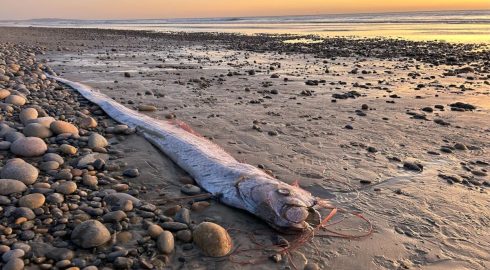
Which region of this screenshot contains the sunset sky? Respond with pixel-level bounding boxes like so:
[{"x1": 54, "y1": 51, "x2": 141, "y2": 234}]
[{"x1": 1, "y1": 0, "x2": 489, "y2": 20}]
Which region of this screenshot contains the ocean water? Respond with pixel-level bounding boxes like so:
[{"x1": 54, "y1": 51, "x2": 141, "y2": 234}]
[{"x1": 2, "y1": 10, "x2": 490, "y2": 43}]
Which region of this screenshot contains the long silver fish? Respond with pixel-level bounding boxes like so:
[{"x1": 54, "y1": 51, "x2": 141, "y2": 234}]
[{"x1": 49, "y1": 75, "x2": 322, "y2": 232}]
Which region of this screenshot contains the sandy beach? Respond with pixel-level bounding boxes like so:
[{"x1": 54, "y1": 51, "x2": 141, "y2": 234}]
[{"x1": 0, "y1": 26, "x2": 489, "y2": 269}]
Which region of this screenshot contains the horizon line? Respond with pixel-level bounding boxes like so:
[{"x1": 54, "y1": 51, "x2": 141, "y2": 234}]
[{"x1": 5, "y1": 8, "x2": 490, "y2": 22}]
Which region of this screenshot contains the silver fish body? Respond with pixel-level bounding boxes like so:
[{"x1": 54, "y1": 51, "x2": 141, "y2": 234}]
[{"x1": 49, "y1": 75, "x2": 318, "y2": 232}]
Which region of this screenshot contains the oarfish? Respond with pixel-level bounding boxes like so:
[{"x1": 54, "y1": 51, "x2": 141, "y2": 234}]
[{"x1": 49, "y1": 75, "x2": 322, "y2": 233}]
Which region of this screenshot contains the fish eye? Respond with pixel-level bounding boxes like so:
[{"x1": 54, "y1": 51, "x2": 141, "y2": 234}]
[{"x1": 277, "y1": 188, "x2": 291, "y2": 196}]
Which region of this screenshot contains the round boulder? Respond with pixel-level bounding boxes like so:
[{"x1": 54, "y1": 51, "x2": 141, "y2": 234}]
[
  {"x1": 71, "y1": 220, "x2": 111, "y2": 248},
  {"x1": 27, "y1": 117, "x2": 55, "y2": 128},
  {"x1": 43, "y1": 153, "x2": 64, "y2": 165},
  {"x1": 50, "y1": 120, "x2": 79, "y2": 135},
  {"x1": 11, "y1": 137, "x2": 47, "y2": 157},
  {"x1": 0, "y1": 179, "x2": 27, "y2": 195},
  {"x1": 5, "y1": 95, "x2": 26, "y2": 106},
  {"x1": 4, "y1": 132, "x2": 25, "y2": 142},
  {"x1": 193, "y1": 222, "x2": 232, "y2": 257},
  {"x1": 79, "y1": 117, "x2": 97, "y2": 129},
  {"x1": 104, "y1": 192, "x2": 141, "y2": 210},
  {"x1": 0, "y1": 141, "x2": 11, "y2": 150},
  {"x1": 157, "y1": 231, "x2": 174, "y2": 254},
  {"x1": 18, "y1": 193, "x2": 45, "y2": 209},
  {"x1": 23, "y1": 123, "x2": 52, "y2": 138},
  {"x1": 0, "y1": 158, "x2": 38, "y2": 185},
  {"x1": 55, "y1": 181, "x2": 77, "y2": 195},
  {"x1": 60, "y1": 144, "x2": 77, "y2": 155},
  {"x1": 19, "y1": 108, "x2": 38, "y2": 124},
  {"x1": 88, "y1": 133, "x2": 108, "y2": 149},
  {"x1": 0, "y1": 89, "x2": 11, "y2": 100},
  {"x1": 3, "y1": 258, "x2": 24, "y2": 270},
  {"x1": 147, "y1": 224, "x2": 164, "y2": 238}
]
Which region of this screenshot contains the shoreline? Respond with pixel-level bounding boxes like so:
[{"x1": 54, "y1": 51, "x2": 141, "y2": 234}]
[
  {"x1": 0, "y1": 26, "x2": 489, "y2": 269},
  {"x1": 2, "y1": 9, "x2": 490, "y2": 44},
  {"x1": 1, "y1": 26, "x2": 489, "y2": 63}
]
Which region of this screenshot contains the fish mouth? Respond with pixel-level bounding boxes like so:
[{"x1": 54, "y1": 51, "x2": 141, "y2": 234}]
[{"x1": 275, "y1": 206, "x2": 321, "y2": 234}]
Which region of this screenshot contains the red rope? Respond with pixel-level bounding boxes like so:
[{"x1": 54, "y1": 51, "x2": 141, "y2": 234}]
[{"x1": 226, "y1": 204, "x2": 373, "y2": 269}]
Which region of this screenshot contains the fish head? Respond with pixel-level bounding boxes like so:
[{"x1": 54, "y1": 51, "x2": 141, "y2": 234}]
[{"x1": 238, "y1": 176, "x2": 319, "y2": 233}]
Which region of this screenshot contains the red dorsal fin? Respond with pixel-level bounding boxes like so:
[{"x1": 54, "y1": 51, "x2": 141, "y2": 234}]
[{"x1": 168, "y1": 119, "x2": 202, "y2": 137}]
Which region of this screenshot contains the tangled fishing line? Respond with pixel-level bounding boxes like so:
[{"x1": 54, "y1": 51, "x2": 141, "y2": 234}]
[{"x1": 226, "y1": 199, "x2": 373, "y2": 269}]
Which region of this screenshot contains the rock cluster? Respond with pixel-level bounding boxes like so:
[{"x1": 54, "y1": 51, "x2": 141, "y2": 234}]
[{"x1": 0, "y1": 42, "x2": 232, "y2": 270}]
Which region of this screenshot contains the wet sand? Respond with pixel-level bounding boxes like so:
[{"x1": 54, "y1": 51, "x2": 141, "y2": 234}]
[{"x1": 0, "y1": 27, "x2": 489, "y2": 269}]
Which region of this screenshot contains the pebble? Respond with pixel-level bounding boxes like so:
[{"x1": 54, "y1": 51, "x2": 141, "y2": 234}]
[
  {"x1": 147, "y1": 224, "x2": 164, "y2": 238},
  {"x1": 18, "y1": 193, "x2": 45, "y2": 209},
  {"x1": 0, "y1": 245, "x2": 9, "y2": 253},
  {"x1": 304, "y1": 262, "x2": 320, "y2": 270},
  {"x1": 2, "y1": 249, "x2": 25, "y2": 262},
  {"x1": 19, "y1": 108, "x2": 38, "y2": 123},
  {"x1": 454, "y1": 143, "x2": 467, "y2": 150},
  {"x1": 156, "y1": 231, "x2": 174, "y2": 254},
  {"x1": 102, "y1": 210, "x2": 127, "y2": 222},
  {"x1": 138, "y1": 105, "x2": 157, "y2": 111},
  {"x1": 192, "y1": 222, "x2": 232, "y2": 257},
  {"x1": 2, "y1": 258, "x2": 24, "y2": 270},
  {"x1": 28, "y1": 116, "x2": 55, "y2": 128},
  {"x1": 77, "y1": 153, "x2": 108, "y2": 168},
  {"x1": 0, "y1": 141, "x2": 11, "y2": 150},
  {"x1": 46, "y1": 193, "x2": 64, "y2": 204},
  {"x1": 403, "y1": 161, "x2": 424, "y2": 172},
  {"x1": 46, "y1": 247, "x2": 75, "y2": 261},
  {"x1": 0, "y1": 179, "x2": 27, "y2": 195},
  {"x1": 123, "y1": 168, "x2": 139, "y2": 178},
  {"x1": 0, "y1": 158, "x2": 39, "y2": 184},
  {"x1": 79, "y1": 117, "x2": 98, "y2": 128},
  {"x1": 82, "y1": 174, "x2": 98, "y2": 187},
  {"x1": 181, "y1": 184, "x2": 201, "y2": 195},
  {"x1": 71, "y1": 220, "x2": 111, "y2": 248},
  {"x1": 23, "y1": 123, "x2": 53, "y2": 138},
  {"x1": 0, "y1": 89, "x2": 11, "y2": 99},
  {"x1": 40, "y1": 161, "x2": 60, "y2": 171},
  {"x1": 5, "y1": 95, "x2": 26, "y2": 106},
  {"x1": 114, "y1": 257, "x2": 133, "y2": 269},
  {"x1": 175, "y1": 208, "x2": 191, "y2": 225},
  {"x1": 5, "y1": 131, "x2": 25, "y2": 142},
  {"x1": 10, "y1": 137, "x2": 47, "y2": 157},
  {"x1": 60, "y1": 144, "x2": 78, "y2": 155},
  {"x1": 50, "y1": 120, "x2": 79, "y2": 135},
  {"x1": 56, "y1": 181, "x2": 77, "y2": 195},
  {"x1": 43, "y1": 153, "x2": 64, "y2": 164},
  {"x1": 88, "y1": 133, "x2": 108, "y2": 149},
  {"x1": 116, "y1": 231, "x2": 133, "y2": 244},
  {"x1": 176, "y1": 230, "x2": 192, "y2": 243},
  {"x1": 191, "y1": 201, "x2": 210, "y2": 212},
  {"x1": 113, "y1": 125, "x2": 129, "y2": 134},
  {"x1": 55, "y1": 260, "x2": 72, "y2": 268},
  {"x1": 161, "y1": 222, "x2": 188, "y2": 231},
  {"x1": 104, "y1": 192, "x2": 141, "y2": 209},
  {"x1": 14, "y1": 207, "x2": 36, "y2": 220}
]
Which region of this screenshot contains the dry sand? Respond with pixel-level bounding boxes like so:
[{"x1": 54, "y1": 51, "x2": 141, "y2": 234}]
[{"x1": 1, "y1": 27, "x2": 488, "y2": 269}]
